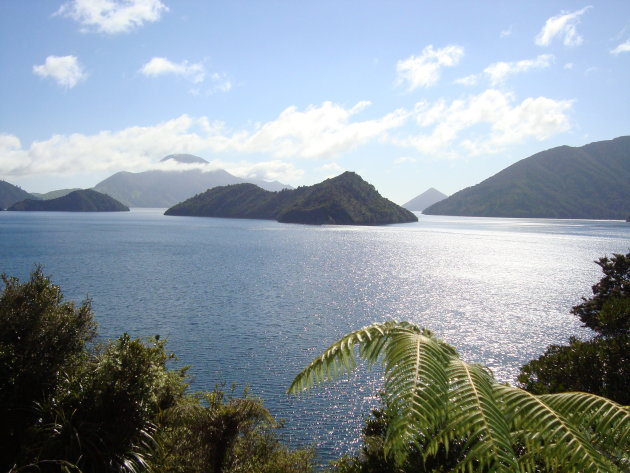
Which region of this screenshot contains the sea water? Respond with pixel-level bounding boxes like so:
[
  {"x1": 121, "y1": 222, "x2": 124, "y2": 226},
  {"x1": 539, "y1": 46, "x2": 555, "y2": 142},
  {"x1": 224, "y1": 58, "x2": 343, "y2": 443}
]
[{"x1": 1, "y1": 209, "x2": 628, "y2": 461}]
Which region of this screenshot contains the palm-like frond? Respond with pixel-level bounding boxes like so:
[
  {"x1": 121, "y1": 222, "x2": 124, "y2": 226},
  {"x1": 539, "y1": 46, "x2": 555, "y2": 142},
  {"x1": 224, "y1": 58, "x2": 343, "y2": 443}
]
[
  {"x1": 497, "y1": 384, "x2": 624, "y2": 473},
  {"x1": 288, "y1": 320, "x2": 630, "y2": 472},
  {"x1": 429, "y1": 359, "x2": 520, "y2": 473}
]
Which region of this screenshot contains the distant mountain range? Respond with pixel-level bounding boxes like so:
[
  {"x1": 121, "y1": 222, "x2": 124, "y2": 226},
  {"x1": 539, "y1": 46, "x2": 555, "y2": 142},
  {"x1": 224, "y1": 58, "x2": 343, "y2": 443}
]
[
  {"x1": 0, "y1": 180, "x2": 33, "y2": 209},
  {"x1": 424, "y1": 136, "x2": 630, "y2": 220},
  {"x1": 165, "y1": 171, "x2": 418, "y2": 225},
  {"x1": 31, "y1": 188, "x2": 81, "y2": 200},
  {"x1": 93, "y1": 154, "x2": 291, "y2": 207},
  {"x1": 8, "y1": 189, "x2": 129, "y2": 212},
  {"x1": 403, "y1": 188, "x2": 447, "y2": 212}
]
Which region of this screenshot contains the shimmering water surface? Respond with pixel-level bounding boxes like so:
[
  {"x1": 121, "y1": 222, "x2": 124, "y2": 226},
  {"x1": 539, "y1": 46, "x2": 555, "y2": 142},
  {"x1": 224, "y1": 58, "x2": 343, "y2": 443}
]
[{"x1": 1, "y1": 209, "x2": 628, "y2": 461}]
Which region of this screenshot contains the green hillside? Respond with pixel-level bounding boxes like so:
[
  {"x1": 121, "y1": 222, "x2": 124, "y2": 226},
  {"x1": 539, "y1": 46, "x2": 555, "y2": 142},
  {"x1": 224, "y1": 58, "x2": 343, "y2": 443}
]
[
  {"x1": 0, "y1": 180, "x2": 35, "y2": 210},
  {"x1": 165, "y1": 171, "x2": 417, "y2": 225},
  {"x1": 424, "y1": 136, "x2": 630, "y2": 219},
  {"x1": 8, "y1": 189, "x2": 129, "y2": 212}
]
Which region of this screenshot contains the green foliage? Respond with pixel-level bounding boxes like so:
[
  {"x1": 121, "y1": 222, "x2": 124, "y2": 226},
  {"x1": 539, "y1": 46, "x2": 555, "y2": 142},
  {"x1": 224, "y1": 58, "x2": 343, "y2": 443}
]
[
  {"x1": 424, "y1": 136, "x2": 630, "y2": 219},
  {"x1": 1, "y1": 268, "x2": 312, "y2": 473},
  {"x1": 289, "y1": 320, "x2": 630, "y2": 473},
  {"x1": 518, "y1": 336, "x2": 630, "y2": 404},
  {"x1": 572, "y1": 252, "x2": 630, "y2": 336},
  {"x1": 0, "y1": 267, "x2": 97, "y2": 469},
  {"x1": 154, "y1": 386, "x2": 313, "y2": 473},
  {"x1": 165, "y1": 171, "x2": 418, "y2": 225},
  {"x1": 519, "y1": 251, "x2": 630, "y2": 404},
  {"x1": 328, "y1": 398, "x2": 464, "y2": 473}
]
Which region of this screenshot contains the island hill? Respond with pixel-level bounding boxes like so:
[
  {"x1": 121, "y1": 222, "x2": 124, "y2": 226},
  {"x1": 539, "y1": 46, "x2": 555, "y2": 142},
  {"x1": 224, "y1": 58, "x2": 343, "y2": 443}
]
[
  {"x1": 8, "y1": 189, "x2": 129, "y2": 212},
  {"x1": 165, "y1": 171, "x2": 418, "y2": 225},
  {"x1": 424, "y1": 136, "x2": 630, "y2": 220}
]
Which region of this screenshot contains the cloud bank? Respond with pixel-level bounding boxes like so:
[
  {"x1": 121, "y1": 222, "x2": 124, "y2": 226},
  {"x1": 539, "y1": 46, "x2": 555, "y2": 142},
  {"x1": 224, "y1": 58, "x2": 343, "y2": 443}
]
[
  {"x1": 399, "y1": 89, "x2": 573, "y2": 156},
  {"x1": 1, "y1": 92, "x2": 573, "y2": 182}
]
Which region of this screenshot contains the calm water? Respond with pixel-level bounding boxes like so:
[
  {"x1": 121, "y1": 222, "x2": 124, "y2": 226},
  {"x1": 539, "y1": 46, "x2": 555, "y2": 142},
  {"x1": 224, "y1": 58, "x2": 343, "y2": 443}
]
[{"x1": 1, "y1": 209, "x2": 629, "y2": 461}]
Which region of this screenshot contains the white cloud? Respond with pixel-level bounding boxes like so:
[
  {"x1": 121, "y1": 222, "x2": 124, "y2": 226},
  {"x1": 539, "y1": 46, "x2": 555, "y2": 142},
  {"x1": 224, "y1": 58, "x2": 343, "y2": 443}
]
[
  {"x1": 564, "y1": 63, "x2": 574, "y2": 69},
  {"x1": 611, "y1": 40, "x2": 630, "y2": 55},
  {"x1": 398, "y1": 89, "x2": 572, "y2": 156},
  {"x1": 33, "y1": 55, "x2": 87, "y2": 88},
  {"x1": 483, "y1": 54, "x2": 554, "y2": 85},
  {"x1": 500, "y1": 26, "x2": 513, "y2": 38},
  {"x1": 56, "y1": 0, "x2": 168, "y2": 34},
  {"x1": 396, "y1": 45, "x2": 464, "y2": 90},
  {"x1": 535, "y1": 6, "x2": 592, "y2": 47},
  {"x1": 141, "y1": 57, "x2": 205, "y2": 83},
  {"x1": 234, "y1": 101, "x2": 410, "y2": 158},
  {"x1": 455, "y1": 54, "x2": 554, "y2": 87},
  {"x1": 0, "y1": 102, "x2": 409, "y2": 180}
]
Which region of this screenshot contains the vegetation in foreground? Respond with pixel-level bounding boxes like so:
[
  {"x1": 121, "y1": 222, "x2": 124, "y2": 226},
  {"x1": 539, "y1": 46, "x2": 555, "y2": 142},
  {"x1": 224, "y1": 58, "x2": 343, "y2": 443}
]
[
  {"x1": 0, "y1": 268, "x2": 313, "y2": 473},
  {"x1": 290, "y1": 251, "x2": 630, "y2": 473}
]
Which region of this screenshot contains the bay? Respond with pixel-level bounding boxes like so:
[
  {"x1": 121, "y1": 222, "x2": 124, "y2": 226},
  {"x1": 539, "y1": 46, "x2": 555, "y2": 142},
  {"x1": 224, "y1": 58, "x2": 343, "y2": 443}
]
[{"x1": 1, "y1": 209, "x2": 628, "y2": 462}]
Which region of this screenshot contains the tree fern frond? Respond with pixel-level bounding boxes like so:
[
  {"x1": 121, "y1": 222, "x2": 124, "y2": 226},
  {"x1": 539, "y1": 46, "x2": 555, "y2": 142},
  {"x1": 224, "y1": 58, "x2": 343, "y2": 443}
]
[
  {"x1": 538, "y1": 391, "x2": 630, "y2": 443},
  {"x1": 497, "y1": 384, "x2": 622, "y2": 473},
  {"x1": 381, "y1": 329, "x2": 455, "y2": 460},
  {"x1": 424, "y1": 359, "x2": 519, "y2": 473},
  {"x1": 288, "y1": 321, "x2": 396, "y2": 394}
]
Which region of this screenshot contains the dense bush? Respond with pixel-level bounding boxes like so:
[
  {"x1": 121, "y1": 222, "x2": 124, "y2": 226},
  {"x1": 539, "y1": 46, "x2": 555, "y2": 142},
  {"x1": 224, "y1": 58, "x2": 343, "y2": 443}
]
[{"x1": 0, "y1": 268, "x2": 312, "y2": 473}]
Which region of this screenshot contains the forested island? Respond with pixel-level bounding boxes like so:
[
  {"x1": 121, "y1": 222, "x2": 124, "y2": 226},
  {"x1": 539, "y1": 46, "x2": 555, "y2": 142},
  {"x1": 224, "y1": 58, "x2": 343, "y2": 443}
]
[
  {"x1": 8, "y1": 189, "x2": 129, "y2": 212},
  {"x1": 424, "y1": 136, "x2": 630, "y2": 219},
  {"x1": 165, "y1": 171, "x2": 418, "y2": 225}
]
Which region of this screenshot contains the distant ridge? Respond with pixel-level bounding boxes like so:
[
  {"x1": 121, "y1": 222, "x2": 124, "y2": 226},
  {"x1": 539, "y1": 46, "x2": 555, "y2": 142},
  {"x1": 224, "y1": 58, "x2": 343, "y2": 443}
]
[
  {"x1": 424, "y1": 136, "x2": 630, "y2": 220},
  {"x1": 165, "y1": 171, "x2": 418, "y2": 226},
  {"x1": 8, "y1": 189, "x2": 129, "y2": 212},
  {"x1": 93, "y1": 154, "x2": 291, "y2": 207},
  {"x1": 31, "y1": 188, "x2": 81, "y2": 200},
  {"x1": 403, "y1": 188, "x2": 447, "y2": 212},
  {"x1": 0, "y1": 180, "x2": 35, "y2": 210}
]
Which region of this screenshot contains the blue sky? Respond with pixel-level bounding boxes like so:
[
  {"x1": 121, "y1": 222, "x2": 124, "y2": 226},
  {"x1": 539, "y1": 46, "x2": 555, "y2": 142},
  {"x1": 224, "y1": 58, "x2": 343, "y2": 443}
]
[{"x1": 1, "y1": 0, "x2": 629, "y2": 204}]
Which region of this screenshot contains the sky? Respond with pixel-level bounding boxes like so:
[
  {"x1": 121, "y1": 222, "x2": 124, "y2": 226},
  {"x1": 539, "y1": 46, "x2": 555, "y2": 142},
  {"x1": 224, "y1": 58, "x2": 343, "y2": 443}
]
[{"x1": 1, "y1": 0, "x2": 629, "y2": 204}]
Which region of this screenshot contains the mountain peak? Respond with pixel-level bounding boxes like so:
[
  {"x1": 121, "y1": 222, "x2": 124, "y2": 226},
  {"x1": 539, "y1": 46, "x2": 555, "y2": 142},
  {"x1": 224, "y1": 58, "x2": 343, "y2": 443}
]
[
  {"x1": 403, "y1": 188, "x2": 447, "y2": 212},
  {"x1": 160, "y1": 154, "x2": 208, "y2": 164}
]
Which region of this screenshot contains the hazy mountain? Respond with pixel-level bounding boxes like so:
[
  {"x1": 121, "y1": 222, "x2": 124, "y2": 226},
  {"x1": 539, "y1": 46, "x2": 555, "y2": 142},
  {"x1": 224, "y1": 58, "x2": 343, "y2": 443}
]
[
  {"x1": 165, "y1": 171, "x2": 418, "y2": 225},
  {"x1": 8, "y1": 189, "x2": 129, "y2": 212},
  {"x1": 93, "y1": 154, "x2": 290, "y2": 207},
  {"x1": 403, "y1": 188, "x2": 448, "y2": 212},
  {"x1": 0, "y1": 180, "x2": 36, "y2": 210},
  {"x1": 31, "y1": 188, "x2": 82, "y2": 200},
  {"x1": 424, "y1": 136, "x2": 630, "y2": 220}
]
